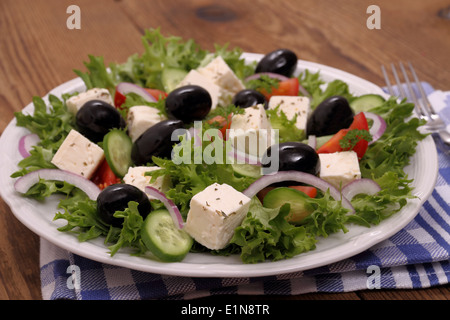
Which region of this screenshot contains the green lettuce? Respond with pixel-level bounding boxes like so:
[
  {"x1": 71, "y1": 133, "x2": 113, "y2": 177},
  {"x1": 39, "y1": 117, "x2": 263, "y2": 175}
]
[
  {"x1": 12, "y1": 94, "x2": 75, "y2": 177},
  {"x1": 230, "y1": 198, "x2": 317, "y2": 264}
]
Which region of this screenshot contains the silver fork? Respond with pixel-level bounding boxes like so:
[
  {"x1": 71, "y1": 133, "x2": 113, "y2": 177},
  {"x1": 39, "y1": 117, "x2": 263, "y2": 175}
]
[{"x1": 381, "y1": 62, "x2": 450, "y2": 148}]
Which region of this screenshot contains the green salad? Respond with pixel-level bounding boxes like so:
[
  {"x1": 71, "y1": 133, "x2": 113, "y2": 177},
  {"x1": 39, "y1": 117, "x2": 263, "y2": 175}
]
[{"x1": 12, "y1": 28, "x2": 427, "y2": 264}]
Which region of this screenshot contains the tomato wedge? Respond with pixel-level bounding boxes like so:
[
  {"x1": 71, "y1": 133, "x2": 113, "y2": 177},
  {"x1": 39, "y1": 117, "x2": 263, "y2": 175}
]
[
  {"x1": 260, "y1": 77, "x2": 299, "y2": 100},
  {"x1": 91, "y1": 160, "x2": 121, "y2": 190},
  {"x1": 145, "y1": 88, "x2": 168, "y2": 100},
  {"x1": 114, "y1": 90, "x2": 127, "y2": 109},
  {"x1": 288, "y1": 186, "x2": 318, "y2": 198},
  {"x1": 207, "y1": 114, "x2": 232, "y2": 140},
  {"x1": 317, "y1": 112, "x2": 370, "y2": 160}
]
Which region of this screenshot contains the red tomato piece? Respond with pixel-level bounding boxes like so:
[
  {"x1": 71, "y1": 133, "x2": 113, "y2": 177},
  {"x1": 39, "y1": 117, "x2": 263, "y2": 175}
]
[
  {"x1": 317, "y1": 112, "x2": 370, "y2": 160},
  {"x1": 145, "y1": 88, "x2": 168, "y2": 100},
  {"x1": 261, "y1": 77, "x2": 299, "y2": 100},
  {"x1": 207, "y1": 114, "x2": 232, "y2": 140},
  {"x1": 114, "y1": 90, "x2": 127, "y2": 109},
  {"x1": 288, "y1": 186, "x2": 317, "y2": 198},
  {"x1": 91, "y1": 160, "x2": 121, "y2": 190}
]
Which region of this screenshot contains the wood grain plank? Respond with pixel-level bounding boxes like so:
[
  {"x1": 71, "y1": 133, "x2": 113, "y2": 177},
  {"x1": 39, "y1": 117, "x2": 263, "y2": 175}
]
[{"x1": 119, "y1": 0, "x2": 450, "y2": 89}]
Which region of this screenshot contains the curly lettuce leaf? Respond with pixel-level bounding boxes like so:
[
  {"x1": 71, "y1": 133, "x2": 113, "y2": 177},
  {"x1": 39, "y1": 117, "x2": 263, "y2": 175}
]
[
  {"x1": 266, "y1": 105, "x2": 305, "y2": 143},
  {"x1": 230, "y1": 198, "x2": 317, "y2": 264},
  {"x1": 297, "y1": 70, "x2": 355, "y2": 108},
  {"x1": 12, "y1": 94, "x2": 75, "y2": 177}
]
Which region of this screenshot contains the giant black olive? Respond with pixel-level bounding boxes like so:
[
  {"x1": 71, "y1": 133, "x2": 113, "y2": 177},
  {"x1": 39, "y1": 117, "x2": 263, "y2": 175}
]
[
  {"x1": 255, "y1": 49, "x2": 298, "y2": 77},
  {"x1": 76, "y1": 100, "x2": 126, "y2": 143},
  {"x1": 165, "y1": 85, "x2": 212, "y2": 123},
  {"x1": 261, "y1": 142, "x2": 320, "y2": 176},
  {"x1": 232, "y1": 89, "x2": 268, "y2": 109},
  {"x1": 306, "y1": 95, "x2": 354, "y2": 137},
  {"x1": 131, "y1": 119, "x2": 184, "y2": 165},
  {"x1": 97, "y1": 183, "x2": 152, "y2": 227}
]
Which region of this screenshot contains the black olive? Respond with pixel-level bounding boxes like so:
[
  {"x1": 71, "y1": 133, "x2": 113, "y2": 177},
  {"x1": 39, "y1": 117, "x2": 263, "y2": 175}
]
[
  {"x1": 255, "y1": 49, "x2": 298, "y2": 77},
  {"x1": 97, "y1": 184, "x2": 151, "y2": 227},
  {"x1": 165, "y1": 85, "x2": 212, "y2": 123},
  {"x1": 76, "y1": 100, "x2": 126, "y2": 143},
  {"x1": 261, "y1": 142, "x2": 320, "y2": 176},
  {"x1": 232, "y1": 89, "x2": 268, "y2": 109},
  {"x1": 306, "y1": 96, "x2": 354, "y2": 137},
  {"x1": 131, "y1": 119, "x2": 184, "y2": 165}
]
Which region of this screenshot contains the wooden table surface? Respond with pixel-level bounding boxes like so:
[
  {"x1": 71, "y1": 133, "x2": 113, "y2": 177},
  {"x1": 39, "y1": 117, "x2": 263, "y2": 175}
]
[{"x1": 1, "y1": 0, "x2": 449, "y2": 300}]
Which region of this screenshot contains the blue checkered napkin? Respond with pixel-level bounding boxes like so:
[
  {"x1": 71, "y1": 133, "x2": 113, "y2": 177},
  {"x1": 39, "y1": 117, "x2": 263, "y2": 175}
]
[{"x1": 40, "y1": 85, "x2": 450, "y2": 300}]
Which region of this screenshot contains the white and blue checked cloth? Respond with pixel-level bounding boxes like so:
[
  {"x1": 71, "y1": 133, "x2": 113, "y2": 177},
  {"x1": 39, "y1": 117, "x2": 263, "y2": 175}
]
[{"x1": 40, "y1": 83, "x2": 450, "y2": 300}]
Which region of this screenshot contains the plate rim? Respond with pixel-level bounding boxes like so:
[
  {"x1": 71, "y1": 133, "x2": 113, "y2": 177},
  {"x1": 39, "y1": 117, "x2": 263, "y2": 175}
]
[{"x1": 0, "y1": 53, "x2": 438, "y2": 277}]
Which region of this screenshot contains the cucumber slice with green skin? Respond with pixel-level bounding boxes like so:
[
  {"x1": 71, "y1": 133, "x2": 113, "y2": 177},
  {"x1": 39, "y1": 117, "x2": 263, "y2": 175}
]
[
  {"x1": 350, "y1": 94, "x2": 385, "y2": 112},
  {"x1": 161, "y1": 67, "x2": 188, "y2": 92},
  {"x1": 141, "y1": 209, "x2": 193, "y2": 262},
  {"x1": 231, "y1": 163, "x2": 262, "y2": 178},
  {"x1": 103, "y1": 129, "x2": 132, "y2": 178},
  {"x1": 263, "y1": 187, "x2": 313, "y2": 224}
]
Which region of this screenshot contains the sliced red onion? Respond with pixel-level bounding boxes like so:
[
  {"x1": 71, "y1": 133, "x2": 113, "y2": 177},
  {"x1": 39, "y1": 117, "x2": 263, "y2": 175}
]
[
  {"x1": 18, "y1": 133, "x2": 40, "y2": 158},
  {"x1": 363, "y1": 112, "x2": 386, "y2": 144},
  {"x1": 298, "y1": 83, "x2": 311, "y2": 98},
  {"x1": 226, "y1": 147, "x2": 261, "y2": 166},
  {"x1": 145, "y1": 186, "x2": 185, "y2": 230},
  {"x1": 14, "y1": 169, "x2": 101, "y2": 200},
  {"x1": 243, "y1": 170, "x2": 354, "y2": 212},
  {"x1": 341, "y1": 178, "x2": 381, "y2": 201},
  {"x1": 116, "y1": 82, "x2": 157, "y2": 103},
  {"x1": 307, "y1": 135, "x2": 317, "y2": 150},
  {"x1": 245, "y1": 72, "x2": 289, "y2": 82}
]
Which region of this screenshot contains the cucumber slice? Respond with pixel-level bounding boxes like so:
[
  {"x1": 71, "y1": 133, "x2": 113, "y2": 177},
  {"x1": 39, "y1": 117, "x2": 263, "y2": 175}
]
[
  {"x1": 141, "y1": 209, "x2": 193, "y2": 262},
  {"x1": 231, "y1": 163, "x2": 262, "y2": 178},
  {"x1": 350, "y1": 94, "x2": 385, "y2": 112},
  {"x1": 103, "y1": 129, "x2": 132, "y2": 178},
  {"x1": 161, "y1": 67, "x2": 188, "y2": 92},
  {"x1": 263, "y1": 187, "x2": 313, "y2": 224}
]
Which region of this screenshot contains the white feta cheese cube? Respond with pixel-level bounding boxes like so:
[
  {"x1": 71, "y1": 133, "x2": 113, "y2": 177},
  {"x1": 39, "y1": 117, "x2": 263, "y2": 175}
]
[
  {"x1": 229, "y1": 104, "x2": 273, "y2": 157},
  {"x1": 51, "y1": 129, "x2": 104, "y2": 179},
  {"x1": 66, "y1": 88, "x2": 113, "y2": 114},
  {"x1": 318, "y1": 151, "x2": 361, "y2": 189},
  {"x1": 184, "y1": 183, "x2": 251, "y2": 250},
  {"x1": 268, "y1": 96, "x2": 310, "y2": 130},
  {"x1": 198, "y1": 55, "x2": 245, "y2": 96},
  {"x1": 123, "y1": 166, "x2": 171, "y2": 199},
  {"x1": 126, "y1": 106, "x2": 166, "y2": 142},
  {"x1": 176, "y1": 70, "x2": 222, "y2": 109}
]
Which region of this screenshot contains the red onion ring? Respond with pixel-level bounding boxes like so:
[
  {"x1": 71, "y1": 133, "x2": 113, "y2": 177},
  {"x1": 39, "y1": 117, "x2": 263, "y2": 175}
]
[
  {"x1": 341, "y1": 178, "x2": 381, "y2": 201},
  {"x1": 245, "y1": 72, "x2": 289, "y2": 82},
  {"x1": 116, "y1": 82, "x2": 157, "y2": 103},
  {"x1": 145, "y1": 186, "x2": 185, "y2": 230},
  {"x1": 18, "y1": 133, "x2": 40, "y2": 158},
  {"x1": 14, "y1": 169, "x2": 101, "y2": 200},
  {"x1": 363, "y1": 112, "x2": 386, "y2": 144},
  {"x1": 226, "y1": 146, "x2": 261, "y2": 166},
  {"x1": 243, "y1": 170, "x2": 354, "y2": 212}
]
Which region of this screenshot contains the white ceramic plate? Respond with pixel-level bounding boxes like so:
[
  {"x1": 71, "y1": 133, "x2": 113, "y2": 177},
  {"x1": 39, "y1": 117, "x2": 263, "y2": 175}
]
[{"x1": 0, "y1": 53, "x2": 438, "y2": 277}]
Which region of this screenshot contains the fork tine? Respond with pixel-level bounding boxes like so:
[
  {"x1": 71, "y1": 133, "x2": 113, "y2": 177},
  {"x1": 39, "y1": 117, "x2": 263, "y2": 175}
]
[
  {"x1": 408, "y1": 62, "x2": 439, "y2": 119},
  {"x1": 399, "y1": 62, "x2": 427, "y2": 118},
  {"x1": 390, "y1": 63, "x2": 407, "y2": 99},
  {"x1": 381, "y1": 65, "x2": 395, "y2": 97}
]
